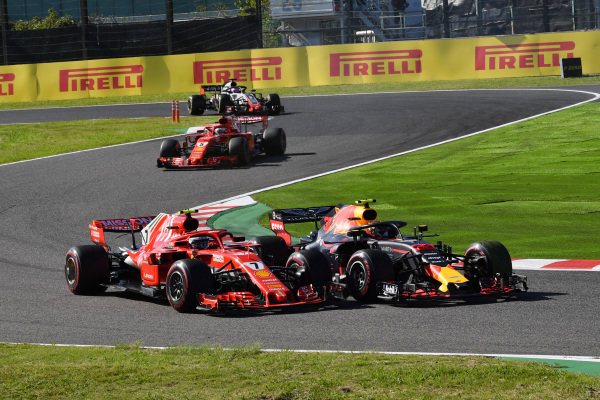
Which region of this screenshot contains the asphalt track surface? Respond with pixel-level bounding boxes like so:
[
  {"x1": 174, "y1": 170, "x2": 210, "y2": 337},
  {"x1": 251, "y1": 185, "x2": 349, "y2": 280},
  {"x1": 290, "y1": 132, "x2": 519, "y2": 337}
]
[{"x1": 1, "y1": 87, "x2": 600, "y2": 357}]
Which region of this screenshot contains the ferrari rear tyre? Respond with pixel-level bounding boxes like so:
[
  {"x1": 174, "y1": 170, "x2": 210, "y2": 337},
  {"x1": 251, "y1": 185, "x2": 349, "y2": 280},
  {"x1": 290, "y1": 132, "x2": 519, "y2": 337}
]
[
  {"x1": 463, "y1": 241, "x2": 512, "y2": 280},
  {"x1": 65, "y1": 245, "x2": 110, "y2": 295},
  {"x1": 216, "y1": 93, "x2": 231, "y2": 114},
  {"x1": 187, "y1": 95, "x2": 206, "y2": 116},
  {"x1": 166, "y1": 259, "x2": 215, "y2": 313},
  {"x1": 159, "y1": 139, "x2": 180, "y2": 158},
  {"x1": 346, "y1": 249, "x2": 394, "y2": 303},
  {"x1": 286, "y1": 249, "x2": 332, "y2": 289},
  {"x1": 229, "y1": 137, "x2": 250, "y2": 166},
  {"x1": 263, "y1": 127, "x2": 286, "y2": 156},
  {"x1": 265, "y1": 93, "x2": 281, "y2": 115},
  {"x1": 252, "y1": 236, "x2": 290, "y2": 266}
]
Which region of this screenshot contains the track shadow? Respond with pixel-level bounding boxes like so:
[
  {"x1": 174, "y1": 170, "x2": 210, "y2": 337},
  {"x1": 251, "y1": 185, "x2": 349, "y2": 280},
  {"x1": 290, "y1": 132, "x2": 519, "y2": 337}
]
[
  {"x1": 158, "y1": 152, "x2": 317, "y2": 171},
  {"x1": 206, "y1": 298, "x2": 371, "y2": 318},
  {"x1": 386, "y1": 290, "x2": 564, "y2": 309},
  {"x1": 101, "y1": 289, "x2": 369, "y2": 317},
  {"x1": 250, "y1": 152, "x2": 316, "y2": 167}
]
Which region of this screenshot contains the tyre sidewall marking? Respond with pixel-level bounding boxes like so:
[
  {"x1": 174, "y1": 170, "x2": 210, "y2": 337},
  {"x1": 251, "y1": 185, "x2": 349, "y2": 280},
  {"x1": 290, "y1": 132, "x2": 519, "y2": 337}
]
[
  {"x1": 167, "y1": 264, "x2": 189, "y2": 309},
  {"x1": 350, "y1": 253, "x2": 372, "y2": 296},
  {"x1": 66, "y1": 250, "x2": 80, "y2": 292}
]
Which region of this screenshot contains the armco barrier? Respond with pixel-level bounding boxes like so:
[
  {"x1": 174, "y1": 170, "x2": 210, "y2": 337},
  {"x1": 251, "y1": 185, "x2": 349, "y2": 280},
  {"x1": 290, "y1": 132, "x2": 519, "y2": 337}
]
[{"x1": 1, "y1": 30, "x2": 600, "y2": 103}]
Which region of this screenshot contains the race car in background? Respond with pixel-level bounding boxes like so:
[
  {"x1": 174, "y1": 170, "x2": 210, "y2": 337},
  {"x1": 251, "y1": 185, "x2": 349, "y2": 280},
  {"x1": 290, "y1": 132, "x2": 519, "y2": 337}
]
[
  {"x1": 188, "y1": 80, "x2": 284, "y2": 116},
  {"x1": 156, "y1": 114, "x2": 286, "y2": 168},
  {"x1": 65, "y1": 210, "x2": 327, "y2": 312},
  {"x1": 269, "y1": 199, "x2": 528, "y2": 303}
]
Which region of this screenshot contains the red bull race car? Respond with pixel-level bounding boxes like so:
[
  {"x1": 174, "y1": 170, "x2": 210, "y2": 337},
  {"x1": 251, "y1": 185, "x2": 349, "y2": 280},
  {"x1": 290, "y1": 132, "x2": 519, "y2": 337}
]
[
  {"x1": 187, "y1": 80, "x2": 284, "y2": 116},
  {"x1": 156, "y1": 114, "x2": 286, "y2": 168},
  {"x1": 65, "y1": 210, "x2": 327, "y2": 312},
  {"x1": 269, "y1": 199, "x2": 528, "y2": 303}
]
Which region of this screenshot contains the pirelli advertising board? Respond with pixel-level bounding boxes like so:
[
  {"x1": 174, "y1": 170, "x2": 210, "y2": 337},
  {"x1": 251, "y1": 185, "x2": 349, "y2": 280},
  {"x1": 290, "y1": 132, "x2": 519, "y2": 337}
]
[
  {"x1": 0, "y1": 31, "x2": 598, "y2": 102},
  {"x1": 307, "y1": 31, "x2": 595, "y2": 85}
]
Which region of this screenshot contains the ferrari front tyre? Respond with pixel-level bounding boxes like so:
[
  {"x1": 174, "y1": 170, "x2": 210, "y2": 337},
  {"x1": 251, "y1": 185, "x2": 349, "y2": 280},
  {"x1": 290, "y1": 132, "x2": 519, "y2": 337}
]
[
  {"x1": 187, "y1": 95, "x2": 206, "y2": 116},
  {"x1": 346, "y1": 249, "x2": 394, "y2": 303},
  {"x1": 265, "y1": 93, "x2": 281, "y2": 115},
  {"x1": 159, "y1": 139, "x2": 180, "y2": 158},
  {"x1": 166, "y1": 259, "x2": 215, "y2": 313},
  {"x1": 229, "y1": 137, "x2": 250, "y2": 166},
  {"x1": 286, "y1": 249, "x2": 332, "y2": 289},
  {"x1": 65, "y1": 245, "x2": 110, "y2": 295},
  {"x1": 251, "y1": 235, "x2": 290, "y2": 266},
  {"x1": 463, "y1": 241, "x2": 512, "y2": 281},
  {"x1": 263, "y1": 127, "x2": 286, "y2": 156}
]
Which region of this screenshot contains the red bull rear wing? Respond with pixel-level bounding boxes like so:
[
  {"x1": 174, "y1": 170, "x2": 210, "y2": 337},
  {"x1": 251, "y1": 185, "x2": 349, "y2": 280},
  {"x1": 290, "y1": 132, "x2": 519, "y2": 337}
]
[{"x1": 269, "y1": 206, "x2": 335, "y2": 245}]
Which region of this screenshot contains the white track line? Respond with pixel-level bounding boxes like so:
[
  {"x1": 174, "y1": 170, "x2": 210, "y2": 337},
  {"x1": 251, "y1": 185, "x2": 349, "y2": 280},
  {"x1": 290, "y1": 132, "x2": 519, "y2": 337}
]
[
  {"x1": 6, "y1": 342, "x2": 600, "y2": 363},
  {"x1": 195, "y1": 88, "x2": 600, "y2": 208},
  {"x1": 3, "y1": 88, "x2": 599, "y2": 170}
]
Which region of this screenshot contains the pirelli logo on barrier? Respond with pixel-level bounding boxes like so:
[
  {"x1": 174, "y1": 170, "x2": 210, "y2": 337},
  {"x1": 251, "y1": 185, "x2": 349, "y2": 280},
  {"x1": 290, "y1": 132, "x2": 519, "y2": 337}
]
[
  {"x1": 59, "y1": 65, "x2": 144, "y2": 92},
  {"x1": 0, "y1": 73, "x2": 15, "y2": 96},
  {"x1": 475, "y1": 42, "x2": 575, "y2": 71},
  {"x1": 193, "y1": 57, "x2": 282, "y2": 84},
  {"x1": 330, "y1": 50, "x2": 422, "y2": 77}
]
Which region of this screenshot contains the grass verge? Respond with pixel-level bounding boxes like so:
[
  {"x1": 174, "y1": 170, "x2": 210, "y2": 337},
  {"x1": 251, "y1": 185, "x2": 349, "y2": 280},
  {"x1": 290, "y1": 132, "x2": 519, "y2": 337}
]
[
  {"x1": 1, "y1": 343, "x2": 598, "y2": 399},
  {"x1": 0, "y1": 116, "x2": 212, "y2": 165},
  {"x1": 254, "y1": 102, "x2": 600, "y2": 259}
]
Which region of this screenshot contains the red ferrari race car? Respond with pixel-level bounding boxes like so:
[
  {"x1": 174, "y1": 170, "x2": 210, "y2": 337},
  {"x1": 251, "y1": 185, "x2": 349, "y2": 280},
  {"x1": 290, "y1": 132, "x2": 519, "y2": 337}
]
[
  {"x1": 156, "y1": 114, "x2": 286, "y2": 168},
  {"x1": 269, "y1": 199, "x2": 528, "y2": 303},
  {"x1": 65, "y1": 210, "x2": 327, "y2": 312},
  {"x1": 187, "y1": 80, "x2": 284, "y2": 116}
]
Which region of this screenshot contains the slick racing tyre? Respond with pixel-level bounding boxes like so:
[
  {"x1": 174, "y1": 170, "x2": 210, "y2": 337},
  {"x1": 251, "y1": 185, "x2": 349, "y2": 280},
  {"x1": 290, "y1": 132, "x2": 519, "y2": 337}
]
[
  {"x1": 286, "y1": 249, "x2": 332, "y2": 292},
  {"x1": 187, "y1": 95, "x2": 206, "y2": 116},
  {"x1": 265, "y1": 93, "x2": 282, "y2": 115},
  {"x1": 216, "y1": 93, "x2": 231, "y2": 114},
  {"x1": 159, "y1": 139, "x2": 180, "y2": 158},
  {"x1": 346, "y1": 249, "x2": 394, "y2": 303},
  {"x1": 229, "y1": 137, "x2": 250, "y2": 166},
  {"x1": 166, "y1": 259, "x2": 215, "y2": 313},
  {"x1": 251, "y1": 236, "x2": 290, "y2": 266},
  {"x1": 263, "y1": 127, "x2": 286, "y2": 156},
  {"x1": 65, "y1": 245, "x2": 110, "y2": 295},
  {"x1": 463, "y1": 240, "x2": 512, "y2": 282}
]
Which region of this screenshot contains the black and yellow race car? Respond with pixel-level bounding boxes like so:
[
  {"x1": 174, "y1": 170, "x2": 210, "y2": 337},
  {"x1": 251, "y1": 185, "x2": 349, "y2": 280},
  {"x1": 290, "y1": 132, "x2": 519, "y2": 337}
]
[{"x1": 269, "y1": 199, "x2": 528, "y2": 303}]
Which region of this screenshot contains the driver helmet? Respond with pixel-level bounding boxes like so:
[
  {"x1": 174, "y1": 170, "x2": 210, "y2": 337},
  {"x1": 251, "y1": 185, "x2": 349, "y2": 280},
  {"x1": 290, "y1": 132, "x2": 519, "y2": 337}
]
[
  {"x1": 366, "y1": 225, "x2": 391, "y2": 240},
  {"x1": 231, "y1": 87, "x2": 240, "y2": 93},
  {"x1": 215, "y1": 127, "x2": 227, "y2": 135},
  {"x1": 189, "y1": 236, "x2": 210, "y2": 250}
]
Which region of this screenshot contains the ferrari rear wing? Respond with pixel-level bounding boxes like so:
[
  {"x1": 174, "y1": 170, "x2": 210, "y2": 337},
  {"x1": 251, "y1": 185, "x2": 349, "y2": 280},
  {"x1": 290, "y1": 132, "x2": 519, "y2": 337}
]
[
  {"x1": 89, "y1": 216, "x2": 155, "y2": 248},
  {"x1": 269, "y1": 206, "x2": 335, "y2": 245}
]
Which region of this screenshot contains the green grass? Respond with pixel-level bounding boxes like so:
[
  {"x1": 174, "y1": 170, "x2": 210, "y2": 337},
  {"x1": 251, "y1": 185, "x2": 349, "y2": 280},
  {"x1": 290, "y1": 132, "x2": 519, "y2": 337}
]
[
  {"x1": 254, "y1": 102, "x2": 600, "y2": 259},
  {"x1": 1, "y1": 75, "x2": 600, "y2": 110},
  {"x1": 1, "y1": 343, "x2": 598, "y2": 399},
  {"x1": 0, "y1": 116, "x2": 213, "y2": 164}
]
